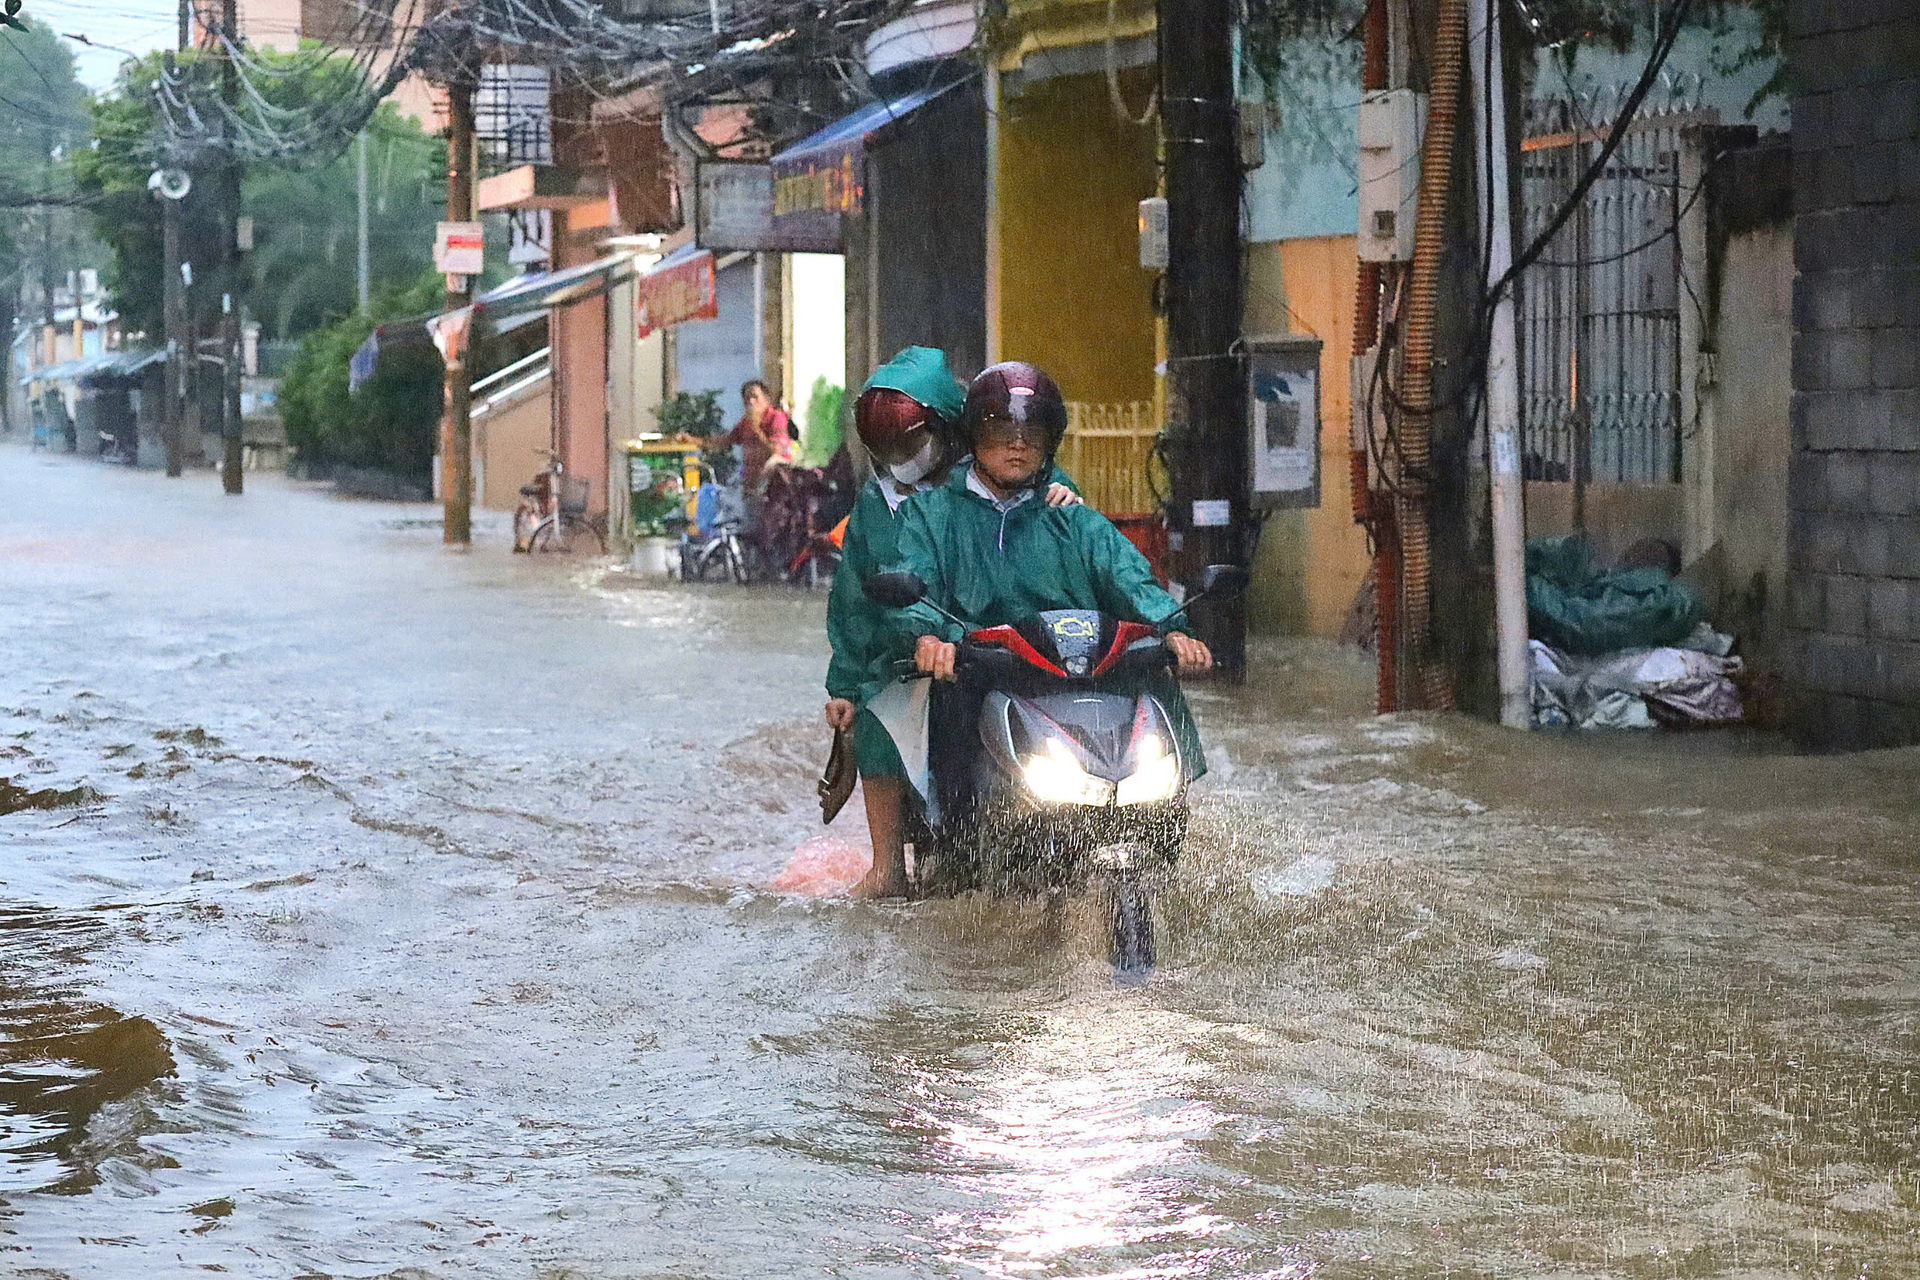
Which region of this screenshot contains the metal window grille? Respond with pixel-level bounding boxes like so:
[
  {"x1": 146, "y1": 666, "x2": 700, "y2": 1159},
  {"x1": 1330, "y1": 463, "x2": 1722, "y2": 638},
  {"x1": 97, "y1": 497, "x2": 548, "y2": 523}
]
[{"x1": 1517, "y1": 97, "x2": 1713, "y2": 486}]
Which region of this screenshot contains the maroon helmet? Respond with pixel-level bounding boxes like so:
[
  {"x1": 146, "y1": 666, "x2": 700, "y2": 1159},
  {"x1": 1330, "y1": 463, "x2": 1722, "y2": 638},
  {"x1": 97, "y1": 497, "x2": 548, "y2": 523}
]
[
  {"x1": 961, "y1": 362, "x2": 1068, "y2": 461},
  {"x1": 854, "y1": 386, "x2": 938, "y2": 464}
]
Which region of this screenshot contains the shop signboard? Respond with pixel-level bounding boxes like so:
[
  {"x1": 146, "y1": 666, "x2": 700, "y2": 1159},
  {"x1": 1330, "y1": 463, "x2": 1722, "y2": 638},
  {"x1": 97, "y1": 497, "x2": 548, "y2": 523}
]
[
  {"x1": 768, "y1": 147, "x2": 860, "y2": 253},
  {"x1": 636, "y1": 251, "x2": 718, "y2": 337},
  {"x1": 434, "y1": 221, "x2": 484, "y2": 275},
  {"x1": 694, "y1": 162, "x2": 841, "y2": 253}
]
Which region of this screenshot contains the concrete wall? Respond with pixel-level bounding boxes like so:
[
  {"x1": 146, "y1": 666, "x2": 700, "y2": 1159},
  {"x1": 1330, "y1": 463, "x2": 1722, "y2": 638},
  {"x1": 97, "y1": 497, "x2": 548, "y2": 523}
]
[
  {"x1": 1784, "y1": 0, "x2": 1920, "y2": 748},
  {"x1": 1241, "y1": 234, "x2": 1372, "y2": 637},
  {"x1": 551, "y1": 212, "x2": 610, "y2": 517},
  {"x1": 1705, "y1": 222, "x2": 1795, "y2": 669},
  {"x1": 474, "y1": 373, "x2": 553, "y2": 512},
  {"x1": 1521, "y1": 482, "x2": 1686, "y2": 560},
  {"x1": 674, "y1": 258, "x2": 755, "y2": 422},
  {"x1": 873, "y1": 80, "x2": 987, "y2": 379}
]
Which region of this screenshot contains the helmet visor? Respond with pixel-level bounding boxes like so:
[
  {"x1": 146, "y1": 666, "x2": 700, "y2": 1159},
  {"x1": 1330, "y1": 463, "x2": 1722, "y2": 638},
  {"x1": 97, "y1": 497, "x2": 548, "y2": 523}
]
[{"x1": 974, "y1": 414, "x2": 1050, "y2": 451}]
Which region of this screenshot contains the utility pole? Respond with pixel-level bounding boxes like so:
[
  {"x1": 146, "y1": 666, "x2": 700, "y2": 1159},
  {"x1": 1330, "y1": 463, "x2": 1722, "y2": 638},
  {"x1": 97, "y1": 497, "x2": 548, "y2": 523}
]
[
  {"x1": 1159, "y1": 0, "x2": 1246, "y2": 678},
  {"x1": 161, "y1": 28, "x2": 188, "y2": 477},
  {"x1": 1471, "y1": 0, "x2": 1528, "y2": 728},
  {"x1": 356, "y1": 130, "x2": 371, "y2": 313},
  {"x1": 39, "y1": 129, "x2": 59, "y2": 447},
  {"x1": 218, "y1": 0, "x2": 244, "y2": 494},
  {"x1": 162, "y1": 170, "x2": 186, "y2": 476},
  {"x1": 442, "y1": 75, "x2": 476, "y2": 545}
]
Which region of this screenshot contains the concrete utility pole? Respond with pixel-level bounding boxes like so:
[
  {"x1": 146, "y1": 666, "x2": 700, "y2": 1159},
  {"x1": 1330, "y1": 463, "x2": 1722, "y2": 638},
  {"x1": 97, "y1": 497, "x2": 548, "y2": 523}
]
[
  {"x1": 1470, "y1": 0, "x2": 1529, "y2": 729},
  {"x1": 161, "y1": 170, "x2": 187, "y2": 476},
  {"x1": 218, "y1": 0, "x2": 244, "y2": 494},
  {"x1": 161, "y1": 19, "x2": 188, "y2": 477},
  {"x1": 442, "y1": 76, "x2": 476, "y2": 545},
  {"x1": 1159, "y1": 0, "x2": 1246, "y2": 678}
]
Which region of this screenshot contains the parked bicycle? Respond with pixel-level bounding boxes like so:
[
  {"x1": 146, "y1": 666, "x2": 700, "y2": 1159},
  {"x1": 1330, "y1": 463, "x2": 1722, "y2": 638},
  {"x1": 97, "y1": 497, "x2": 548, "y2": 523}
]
[
  {"x1": 669, "y1": 466, "x2": 752, "y2": 583},
  {"x1": 513, "y1": 449, "x2": 607, "y2": 554}
]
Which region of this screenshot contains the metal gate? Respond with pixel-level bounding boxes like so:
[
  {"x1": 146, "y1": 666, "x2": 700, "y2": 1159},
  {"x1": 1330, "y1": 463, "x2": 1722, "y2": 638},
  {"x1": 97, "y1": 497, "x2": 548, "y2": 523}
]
[{"x1": 1518, "y1": 98, "x2": 1712, "y2": 486}]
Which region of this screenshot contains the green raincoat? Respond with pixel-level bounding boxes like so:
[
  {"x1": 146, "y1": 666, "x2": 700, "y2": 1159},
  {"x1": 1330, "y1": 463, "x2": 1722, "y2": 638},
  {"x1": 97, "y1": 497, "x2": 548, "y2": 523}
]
[
  {"x1": 885, "y1": 465, "x2": 1207, "y2": 778},
  {"x1": 824, "y1": 348, "x2": 969, "y2": 778}
]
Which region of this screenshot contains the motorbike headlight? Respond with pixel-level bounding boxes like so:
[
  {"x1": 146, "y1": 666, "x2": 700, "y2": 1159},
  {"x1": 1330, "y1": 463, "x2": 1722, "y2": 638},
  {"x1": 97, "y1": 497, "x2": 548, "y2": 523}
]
[
  {"x1": 1021, "y1": 739, "x2": 1115, "y2": 806},
  {"x1": 1116, "y1": 734, "x2": 1180, "y2": 807}
]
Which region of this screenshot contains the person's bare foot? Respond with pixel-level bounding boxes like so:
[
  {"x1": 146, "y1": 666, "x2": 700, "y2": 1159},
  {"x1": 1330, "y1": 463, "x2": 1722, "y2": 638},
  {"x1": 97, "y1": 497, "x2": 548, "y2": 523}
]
[{"x1": 848, "y1": 865, "x2": 910, "y2": 899}]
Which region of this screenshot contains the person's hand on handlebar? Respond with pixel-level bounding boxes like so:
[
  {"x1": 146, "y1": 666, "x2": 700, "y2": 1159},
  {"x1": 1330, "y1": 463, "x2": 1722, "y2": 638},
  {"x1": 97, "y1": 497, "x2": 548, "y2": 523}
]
[
  {"x1": 1044, "y1": 482, "x2": 1082, "y2": 508},
  {"x1": 1166, "y1": 631, "x2": 1213, "y2": 673},
  {"x1": 824, "y1": 697, "x2": 856, "y2": 731},
  {"x1": 915, "y1": 634, "x2": 959, "y2": 681}
]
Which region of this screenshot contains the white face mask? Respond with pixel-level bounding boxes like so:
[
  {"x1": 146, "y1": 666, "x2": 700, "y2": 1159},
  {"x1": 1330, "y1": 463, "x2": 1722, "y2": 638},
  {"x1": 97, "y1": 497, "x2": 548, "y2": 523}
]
[{"x1": 886, "y1": 434, "x2": 942, "y2": 486}]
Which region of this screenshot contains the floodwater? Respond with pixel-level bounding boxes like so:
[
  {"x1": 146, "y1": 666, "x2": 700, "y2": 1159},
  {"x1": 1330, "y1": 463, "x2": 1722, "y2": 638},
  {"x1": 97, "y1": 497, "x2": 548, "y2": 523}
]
[{"x1": 3, "y1": 445, "x2": 1918, "y2": 1279}]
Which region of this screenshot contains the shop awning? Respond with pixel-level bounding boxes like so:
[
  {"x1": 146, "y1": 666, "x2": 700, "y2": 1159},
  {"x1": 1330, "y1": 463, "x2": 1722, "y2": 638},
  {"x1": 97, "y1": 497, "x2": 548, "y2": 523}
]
[
  {"x1": 475, "y1": 253, "x2": 638, "y2": 320},
  {"x1": 766, "y1": 76, "x2": 973, "y2": 250},
  {"x1": 350, "y1": 254, "x2": 638, "y2": 391},
  {"x1": 17, "y1": 349, "x2": 156, "y2": 387},
  {"x1": 770, "y1": 78, "x2": 968, "y2": 173}
]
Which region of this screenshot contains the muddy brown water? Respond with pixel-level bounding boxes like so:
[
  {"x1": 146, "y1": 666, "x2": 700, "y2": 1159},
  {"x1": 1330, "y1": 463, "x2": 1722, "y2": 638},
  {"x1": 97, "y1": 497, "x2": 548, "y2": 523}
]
[{"x1": 2, "y1": 447, "x2": 1917, "y2": 1278}]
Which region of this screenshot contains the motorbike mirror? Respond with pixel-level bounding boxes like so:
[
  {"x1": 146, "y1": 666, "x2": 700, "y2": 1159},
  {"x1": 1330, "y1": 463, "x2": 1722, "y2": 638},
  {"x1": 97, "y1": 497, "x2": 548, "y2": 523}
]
[
  {"x1": 862, "y1": 571, "x2": 927, "y2": 608},
  {"x1": 1196, "y1": 564, "x2": 1251, "y2": 600}
]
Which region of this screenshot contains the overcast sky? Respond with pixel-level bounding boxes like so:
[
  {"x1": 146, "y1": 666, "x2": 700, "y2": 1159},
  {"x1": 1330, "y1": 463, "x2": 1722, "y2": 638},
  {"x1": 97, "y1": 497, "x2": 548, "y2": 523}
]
[{"x1": 34, "y1": 0, "x2": 182, "y2": 91}]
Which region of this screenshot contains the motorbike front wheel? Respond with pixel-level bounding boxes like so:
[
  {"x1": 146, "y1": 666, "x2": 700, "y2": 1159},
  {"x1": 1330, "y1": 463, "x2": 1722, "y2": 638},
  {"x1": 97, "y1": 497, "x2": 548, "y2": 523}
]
[{"x1": 1106, "y1": 876, "x2": 1156, "y2": 974}]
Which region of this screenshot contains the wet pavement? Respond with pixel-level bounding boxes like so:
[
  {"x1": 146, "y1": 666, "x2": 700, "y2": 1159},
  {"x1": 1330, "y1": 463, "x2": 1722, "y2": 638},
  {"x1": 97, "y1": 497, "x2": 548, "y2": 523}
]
[{"x1": 3, "y1": 443, "x2": 1918, "y2": 1278}]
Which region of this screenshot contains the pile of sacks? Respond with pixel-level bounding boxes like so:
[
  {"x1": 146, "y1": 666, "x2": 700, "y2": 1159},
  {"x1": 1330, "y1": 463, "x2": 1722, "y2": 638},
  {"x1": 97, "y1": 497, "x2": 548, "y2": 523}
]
[{"x1": 1525, "y1": 536, "x2": 1743, "y2": 730}]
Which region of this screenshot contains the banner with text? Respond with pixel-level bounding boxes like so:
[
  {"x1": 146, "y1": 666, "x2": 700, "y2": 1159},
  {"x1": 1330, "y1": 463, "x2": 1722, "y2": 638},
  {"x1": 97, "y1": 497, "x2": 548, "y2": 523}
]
[{"x1": 636, "y1": 250, "x2": 718, "y2": 337}]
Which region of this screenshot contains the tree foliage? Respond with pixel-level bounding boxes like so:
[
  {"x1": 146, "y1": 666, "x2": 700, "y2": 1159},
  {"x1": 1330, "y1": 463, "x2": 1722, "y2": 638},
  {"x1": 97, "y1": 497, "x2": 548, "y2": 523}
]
[
  {"x1": 278, "y1": 268, "x2": 445, "y2": 481},
  {"x1": 75, "y1": 45, "x2": 442, "y2": 340},
  {"x1": 0, "y1": 21, "x2": 96, "y2": 350}
]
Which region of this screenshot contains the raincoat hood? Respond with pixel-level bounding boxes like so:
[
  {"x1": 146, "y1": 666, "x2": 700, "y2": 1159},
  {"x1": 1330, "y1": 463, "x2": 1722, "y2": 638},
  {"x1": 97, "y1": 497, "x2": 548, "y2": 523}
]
[{"x1": 862, "y1": 346, "x2": 966, "y2": 427}]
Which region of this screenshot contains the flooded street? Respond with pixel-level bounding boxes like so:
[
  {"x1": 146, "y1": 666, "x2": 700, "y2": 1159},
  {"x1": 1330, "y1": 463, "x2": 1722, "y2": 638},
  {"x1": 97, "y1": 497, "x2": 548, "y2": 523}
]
[{"x1": 4, "y1": 445, "x2": 1919, "y2": 1278}]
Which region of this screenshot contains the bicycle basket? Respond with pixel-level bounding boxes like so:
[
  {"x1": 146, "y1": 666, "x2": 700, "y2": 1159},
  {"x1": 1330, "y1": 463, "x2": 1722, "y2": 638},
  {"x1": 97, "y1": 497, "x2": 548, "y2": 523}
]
[{"x1": 559, "y1": 474, "x2": 591, "y2": 515}]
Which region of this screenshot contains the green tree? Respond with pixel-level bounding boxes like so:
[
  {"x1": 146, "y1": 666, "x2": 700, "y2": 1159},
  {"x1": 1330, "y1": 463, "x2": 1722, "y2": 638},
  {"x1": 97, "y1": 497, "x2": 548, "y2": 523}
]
[
  {"x1": 278, "y1": 267, "x2": 445, "y2": 481},
  {"x1": 243, "y1": 102, "x2": 444, "y2": 339},
  {"x1": 75, "y1": 44, "x2": 430, "y2": 341},
  {"x1": 0, "y1": 21, "x2": 97, "y2": 371}
]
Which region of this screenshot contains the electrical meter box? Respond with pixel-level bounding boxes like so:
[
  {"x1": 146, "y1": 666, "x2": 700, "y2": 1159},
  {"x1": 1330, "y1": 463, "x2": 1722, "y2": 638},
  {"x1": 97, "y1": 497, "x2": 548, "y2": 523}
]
[
  {"x1": 1357, "y1": 89, "x2": 1425, "y2": 263},
  {"x1": 1245, "y1": 334, "x2": 1323, "y2": 510}
]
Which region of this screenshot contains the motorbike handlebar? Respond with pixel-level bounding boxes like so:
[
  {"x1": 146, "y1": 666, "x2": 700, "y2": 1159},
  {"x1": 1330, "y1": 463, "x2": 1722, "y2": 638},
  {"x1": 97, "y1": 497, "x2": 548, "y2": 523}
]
[{"x1": 895, "y1": 634, "x2": 1175, "y2": 681}]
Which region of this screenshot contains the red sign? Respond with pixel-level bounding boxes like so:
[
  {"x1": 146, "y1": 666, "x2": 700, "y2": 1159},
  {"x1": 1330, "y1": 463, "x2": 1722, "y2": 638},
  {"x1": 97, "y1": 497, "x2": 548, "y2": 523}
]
[{"x1": 636, "y1": 251, "x2": 719, "y2": 337}]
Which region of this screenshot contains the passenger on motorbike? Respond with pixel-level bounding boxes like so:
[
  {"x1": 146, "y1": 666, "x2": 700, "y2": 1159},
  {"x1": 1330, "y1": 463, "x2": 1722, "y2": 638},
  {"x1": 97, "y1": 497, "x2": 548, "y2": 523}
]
[
  {"x1": 885, "y1": 361, "x2": 1213, "y2": 796},
  {"x1": 823, "y1": 347, "x2": 1081, "y2": 898}
]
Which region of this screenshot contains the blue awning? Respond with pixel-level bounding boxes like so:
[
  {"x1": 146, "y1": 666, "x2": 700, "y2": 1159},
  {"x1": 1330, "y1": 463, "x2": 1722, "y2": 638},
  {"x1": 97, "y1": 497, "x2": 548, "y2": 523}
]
[{"x1": 770, "y1": 78, "x2": 970, "y2": 171}]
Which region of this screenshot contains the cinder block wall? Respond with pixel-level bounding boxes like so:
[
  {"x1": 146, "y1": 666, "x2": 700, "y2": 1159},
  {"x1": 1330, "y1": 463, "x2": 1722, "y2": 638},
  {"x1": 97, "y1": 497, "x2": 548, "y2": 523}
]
[{"x1": 1785, "y1": 0, "x2": 1920, "y2": 748}]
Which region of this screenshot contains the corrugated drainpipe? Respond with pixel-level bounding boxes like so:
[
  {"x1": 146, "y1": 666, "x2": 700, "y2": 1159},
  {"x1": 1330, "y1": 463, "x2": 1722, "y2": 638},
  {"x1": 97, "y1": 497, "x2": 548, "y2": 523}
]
[
  {"x1": 1352, "y1": 0, "x2": 1394, "y2": 713},
  {"x1": 1395, "y1": 0, "x2": 1467, "y2": 711}
]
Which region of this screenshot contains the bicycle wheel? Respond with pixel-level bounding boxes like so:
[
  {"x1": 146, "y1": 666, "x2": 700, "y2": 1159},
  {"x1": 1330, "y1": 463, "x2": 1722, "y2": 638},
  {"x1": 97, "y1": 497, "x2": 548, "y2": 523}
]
[
  {"x1": 570, "y1": 515, "x2": 607, "y2": 554},
  {"x1": 727, "y1": 535, "x2": 751, "y2": 584},
  {"x1": 527, "y1": 517, "x2": 571, "y2": 553}
]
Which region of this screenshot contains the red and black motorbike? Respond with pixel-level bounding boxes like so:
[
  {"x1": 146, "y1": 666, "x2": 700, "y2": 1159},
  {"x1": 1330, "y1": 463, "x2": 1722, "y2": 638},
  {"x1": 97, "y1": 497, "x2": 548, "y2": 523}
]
[{"x1": 862, "y1": 565, "x2": 1246, "y2": 972}]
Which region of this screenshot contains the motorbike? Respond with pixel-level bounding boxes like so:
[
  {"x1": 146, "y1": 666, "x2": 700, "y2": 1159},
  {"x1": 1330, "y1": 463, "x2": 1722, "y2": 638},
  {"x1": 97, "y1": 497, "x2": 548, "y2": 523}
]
[{"x1": 861, "y1": 564, "x2": 1248, "y2": 973}]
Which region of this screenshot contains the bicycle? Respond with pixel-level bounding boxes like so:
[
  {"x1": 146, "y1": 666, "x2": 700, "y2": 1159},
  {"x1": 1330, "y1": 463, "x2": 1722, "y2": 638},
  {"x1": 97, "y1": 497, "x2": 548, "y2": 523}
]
[
  {"x1": 670, "y1": 472, "x2": 752, "y2": 583},
  {"x1": 513, "y1": 449, "x2": 607, "y2": 555}
]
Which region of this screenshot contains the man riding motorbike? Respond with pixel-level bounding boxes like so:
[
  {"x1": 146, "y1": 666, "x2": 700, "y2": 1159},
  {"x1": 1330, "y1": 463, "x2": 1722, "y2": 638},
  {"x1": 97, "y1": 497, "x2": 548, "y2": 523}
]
[
  {"x1": 823, "y1": 348, "x2": 1082, "y2": 898},
  {"x1": 884, "y1": 362, "x2": 1213, "y2": 814}
]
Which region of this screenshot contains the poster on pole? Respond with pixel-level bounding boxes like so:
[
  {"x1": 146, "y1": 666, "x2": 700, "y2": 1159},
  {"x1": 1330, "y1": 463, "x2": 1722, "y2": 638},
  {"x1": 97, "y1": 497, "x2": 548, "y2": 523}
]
[{"x1": 434, "y1": 221, "x2": 485, "y2": 276}]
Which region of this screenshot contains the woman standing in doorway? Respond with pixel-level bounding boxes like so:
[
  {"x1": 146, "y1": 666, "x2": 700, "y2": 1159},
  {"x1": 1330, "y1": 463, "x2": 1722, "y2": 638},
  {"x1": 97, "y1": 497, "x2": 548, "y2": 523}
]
[{"x1": 721, "y1": 379, "x2": 797, "y2": 489}]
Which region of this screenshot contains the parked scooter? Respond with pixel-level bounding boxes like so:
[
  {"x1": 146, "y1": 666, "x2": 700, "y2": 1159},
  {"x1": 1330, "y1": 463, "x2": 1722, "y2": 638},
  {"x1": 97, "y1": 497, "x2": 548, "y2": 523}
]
[{"x1": 861, "y1": 564, "x2": 1249, "y2": 972}]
